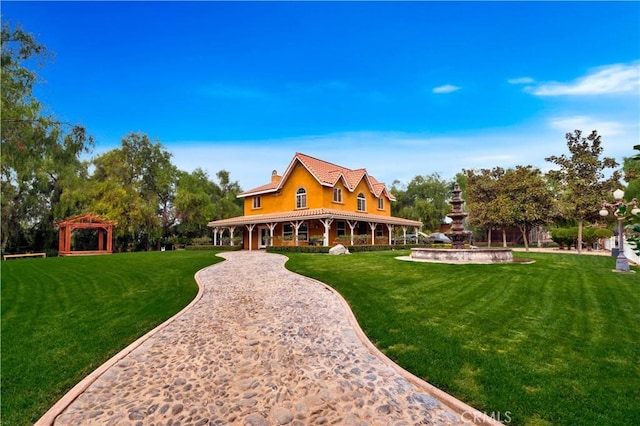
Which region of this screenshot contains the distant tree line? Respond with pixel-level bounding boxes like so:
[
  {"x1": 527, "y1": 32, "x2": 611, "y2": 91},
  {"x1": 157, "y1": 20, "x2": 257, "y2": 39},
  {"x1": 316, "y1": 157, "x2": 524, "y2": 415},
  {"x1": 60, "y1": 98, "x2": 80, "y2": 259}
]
[{"x1": 2, "y1": 21, "x2": 638, "y2": 255}]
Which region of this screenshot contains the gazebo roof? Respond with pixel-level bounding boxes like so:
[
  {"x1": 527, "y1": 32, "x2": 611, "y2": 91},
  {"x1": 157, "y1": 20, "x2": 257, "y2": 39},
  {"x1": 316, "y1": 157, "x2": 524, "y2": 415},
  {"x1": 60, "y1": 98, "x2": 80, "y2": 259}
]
[{"x1": 55, "y1": 213, "x2": 117, "y2": 227}]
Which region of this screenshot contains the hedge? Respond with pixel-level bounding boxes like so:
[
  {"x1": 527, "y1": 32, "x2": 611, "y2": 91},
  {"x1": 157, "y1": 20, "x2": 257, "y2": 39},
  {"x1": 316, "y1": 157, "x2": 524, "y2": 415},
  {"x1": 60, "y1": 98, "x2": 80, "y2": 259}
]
[{"x1": 184, "y1": 245, "x2": 243, "y2": 251}]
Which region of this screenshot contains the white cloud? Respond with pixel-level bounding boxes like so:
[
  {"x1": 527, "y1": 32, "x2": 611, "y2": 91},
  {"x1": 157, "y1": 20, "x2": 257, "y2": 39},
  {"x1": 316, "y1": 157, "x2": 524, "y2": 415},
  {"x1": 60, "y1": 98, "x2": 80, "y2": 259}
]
[
  {"x1": 508, "y1": 77, "x2": 535, "y2": 84},
  {"x1": 529, "y1": 61, "x2": 640, "y2": 96},
  {"x1": 432, "y1": 84, "x2": 461, "y2": 94},
  {"x1": 549, "y1": 115, "x2": 625, "y2": 137}
]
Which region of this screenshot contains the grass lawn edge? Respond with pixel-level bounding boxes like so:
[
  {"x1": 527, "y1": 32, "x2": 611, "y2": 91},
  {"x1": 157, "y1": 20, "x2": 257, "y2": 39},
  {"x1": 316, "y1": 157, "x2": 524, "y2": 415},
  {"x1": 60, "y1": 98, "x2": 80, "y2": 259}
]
[
  {"x1": 33, "y1": 257, "x2": 223, "y2": 426},
  {"x1": 289, "y1": 264, "x2": 502, "y2": 426}
]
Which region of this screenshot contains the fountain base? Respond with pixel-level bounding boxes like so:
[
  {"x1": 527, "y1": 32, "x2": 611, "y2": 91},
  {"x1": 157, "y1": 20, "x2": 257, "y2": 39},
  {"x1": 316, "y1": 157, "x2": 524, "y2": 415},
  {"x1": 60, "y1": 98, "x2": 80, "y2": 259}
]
[{"x1": 408, "y1": 247, "x2": 514, "y2": 264}]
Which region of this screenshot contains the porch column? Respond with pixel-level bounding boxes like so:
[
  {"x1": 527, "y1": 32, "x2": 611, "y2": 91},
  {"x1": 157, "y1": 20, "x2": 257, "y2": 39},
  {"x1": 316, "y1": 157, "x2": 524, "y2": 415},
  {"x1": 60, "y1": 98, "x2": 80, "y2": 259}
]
[
  {"x1": 347, "y1": 220, "x2": 358, "y2": 246},
  {"x1": 246, "y1": 224, "x2": 256, "y2": 251},
  {"x1": 319, "y1": 218, "x2": 334, "y2": 246},
  {"x1": 402, "y1": 226, "x2": 408, "y2": 244},
  {"x1": 386, "y1": 224, "x2": 394, "y2": 245},
  {"x1": 229, "y1": 226, "x2": 236, "y2": 246},
  {"x1": 369, "y1": 222, "x2": 377, "y2": 245},
  {"x1": 213, "y1": 227, "x2": 218, "y2": 246},
  {"x1": 291, "y1": 221, "x2": 304, "y2": 246},
  {"x1": 266, "y1": 223, "x2": 277, "y2": 247}
]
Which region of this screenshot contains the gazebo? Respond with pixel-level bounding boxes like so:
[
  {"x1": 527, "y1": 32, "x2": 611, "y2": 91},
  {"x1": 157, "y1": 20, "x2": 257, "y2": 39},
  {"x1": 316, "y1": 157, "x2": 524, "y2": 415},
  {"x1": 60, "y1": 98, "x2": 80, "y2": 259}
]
[{"x1": 55, "y1": 213, "x2": 117, "y2": 256}]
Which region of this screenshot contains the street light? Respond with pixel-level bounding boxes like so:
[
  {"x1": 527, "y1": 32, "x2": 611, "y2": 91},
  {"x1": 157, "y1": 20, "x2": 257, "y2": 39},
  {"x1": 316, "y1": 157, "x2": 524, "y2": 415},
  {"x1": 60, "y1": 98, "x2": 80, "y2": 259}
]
[{"x1": 599, "y1": 189, "x2": 639, "y2": 273}]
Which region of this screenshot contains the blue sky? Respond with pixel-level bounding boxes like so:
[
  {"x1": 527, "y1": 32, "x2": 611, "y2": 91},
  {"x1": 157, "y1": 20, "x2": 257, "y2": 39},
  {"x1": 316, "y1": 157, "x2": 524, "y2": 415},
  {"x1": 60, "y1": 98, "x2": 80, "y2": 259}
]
[{"x1": 4, "y1": 1, "x2": 639, "y2": 191}]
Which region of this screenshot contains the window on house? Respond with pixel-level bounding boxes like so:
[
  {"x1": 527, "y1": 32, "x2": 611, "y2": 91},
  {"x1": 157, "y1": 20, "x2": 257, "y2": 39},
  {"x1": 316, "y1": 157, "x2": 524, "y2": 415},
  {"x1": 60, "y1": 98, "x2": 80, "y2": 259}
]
[
  {"x1": 337, "y1": 220, "x2": 346, "y2": 237},
  {"x1": 283, "y1": 223, "x2": 308, "y2": 241},
  {"x1": 298, "y1": 223, "x2": 308, "y2": 241},
  {"x1": 296, "y1": 187, "x2": 307, "y2": 209},
  {"x1": 253, "y1": 196, "x2": 261, "y2": 209},
  {"x1": 376, "y1": 224, "x2": 384, "y2": 237},
  {"x1": 283, "y1": 224, "x2": 293, "y2": 241},
  {"x1": 357, "y1": 193, "x2": 366, "y2": 211},
  {"x1": 378, "y1": 197, "x2": 384, "y2": 210},
  {"x1": 333, "y1": 187, "x2": 343, "y2": 203}
]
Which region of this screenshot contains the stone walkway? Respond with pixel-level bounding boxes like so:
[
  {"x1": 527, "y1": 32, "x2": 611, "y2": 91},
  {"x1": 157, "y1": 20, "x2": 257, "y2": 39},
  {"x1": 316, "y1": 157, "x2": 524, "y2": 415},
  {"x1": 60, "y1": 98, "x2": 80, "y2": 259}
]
[{"x1": 38, "y1": 251, "x2": 493, "y2": 426}]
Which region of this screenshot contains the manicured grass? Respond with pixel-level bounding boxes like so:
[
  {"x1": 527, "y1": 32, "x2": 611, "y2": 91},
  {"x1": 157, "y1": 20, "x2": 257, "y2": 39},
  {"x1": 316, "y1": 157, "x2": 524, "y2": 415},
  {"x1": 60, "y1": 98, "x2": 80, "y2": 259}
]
[
  {"x1": 1, "y1": 251, "x2": 222, "y2": 426},
  {"x1": 284, "y1": 251, "x2": 640, "y2": 426}
]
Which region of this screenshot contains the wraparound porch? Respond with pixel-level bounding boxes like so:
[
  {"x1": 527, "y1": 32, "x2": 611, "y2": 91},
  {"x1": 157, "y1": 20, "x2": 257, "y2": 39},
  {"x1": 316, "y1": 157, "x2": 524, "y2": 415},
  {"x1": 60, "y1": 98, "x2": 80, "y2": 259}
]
[{"x1": 207, "y1": 208, "x2": 423, "y2": 251}]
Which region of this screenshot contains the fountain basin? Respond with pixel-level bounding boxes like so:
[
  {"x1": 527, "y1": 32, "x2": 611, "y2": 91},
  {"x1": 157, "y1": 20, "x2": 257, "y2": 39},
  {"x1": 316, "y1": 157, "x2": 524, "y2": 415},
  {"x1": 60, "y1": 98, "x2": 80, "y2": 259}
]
[{"x1": 409, "y1": 247, "x2": 513, "y2": 264}]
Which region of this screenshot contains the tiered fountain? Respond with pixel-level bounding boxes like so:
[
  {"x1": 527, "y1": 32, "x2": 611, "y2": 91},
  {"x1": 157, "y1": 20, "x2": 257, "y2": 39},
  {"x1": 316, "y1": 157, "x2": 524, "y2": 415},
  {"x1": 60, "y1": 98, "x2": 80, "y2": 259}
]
[{"x1": 409, "y1": 183, "x2": 514, "y2": 263}]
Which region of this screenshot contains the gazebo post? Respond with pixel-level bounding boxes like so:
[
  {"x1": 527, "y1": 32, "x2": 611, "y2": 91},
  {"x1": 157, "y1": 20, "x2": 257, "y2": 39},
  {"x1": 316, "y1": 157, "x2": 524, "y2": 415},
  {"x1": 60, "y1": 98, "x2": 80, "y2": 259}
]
[
  {"x1": 106, "y1": 226, "x2": 113, "y2": 253},
  {"x1": 98, "y1": 229, "x2": 105, "y2": 251},
  {"x1": 65, "y1": 225, "x2": 72, "y2": 253}
]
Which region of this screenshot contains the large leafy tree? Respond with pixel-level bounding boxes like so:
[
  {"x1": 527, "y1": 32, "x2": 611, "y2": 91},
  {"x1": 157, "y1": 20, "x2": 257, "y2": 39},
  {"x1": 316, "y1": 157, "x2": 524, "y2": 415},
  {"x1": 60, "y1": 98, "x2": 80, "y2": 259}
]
[
  {"x1": 623, "y1": 145, "x2": 640, "y2": 255},
  {"x1": 174, "y1": 169, "x2": 242, "y2": 240},
  {"x1": 391, "y1": 173, "x2": 452, "y2": 232},
  {"x1": 622, "y1": 144, "x2": 640, "y2": 201},
  {"x1": 545, "y1": 130, "x2": 621, "y2": 254},
  {"x1": 1, "y1": 21, "x2": 92, "y2": 253},
  {"x1": 464, "y1": 168, "x2": 512, "y2": 247},
  {"x1": 88, "y1": 133, "x2": 177, "y2": 251},
  {"x1": 499, "y1": 166, "x2": 556, "y2": 251}
]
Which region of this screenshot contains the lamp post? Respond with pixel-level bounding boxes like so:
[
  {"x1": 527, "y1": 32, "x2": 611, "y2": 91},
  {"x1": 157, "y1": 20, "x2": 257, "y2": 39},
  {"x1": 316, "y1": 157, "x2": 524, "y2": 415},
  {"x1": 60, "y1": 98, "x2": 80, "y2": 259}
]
[{"x1": 599, "y1": 189, "x2": 639, "y2": 272}]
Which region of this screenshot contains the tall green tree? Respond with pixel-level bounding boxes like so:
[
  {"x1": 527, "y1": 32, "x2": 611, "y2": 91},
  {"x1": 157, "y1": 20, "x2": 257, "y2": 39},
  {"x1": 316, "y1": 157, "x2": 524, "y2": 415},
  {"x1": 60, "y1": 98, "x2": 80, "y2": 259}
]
[
  {"x1": 499, "y1": 166, "x2": 556, "y2": 251},
  {"x1": 88, "y1": 133, "x2": 177, "y2": 251},
  {"x1": 465, "y1": 168, "x2": 514, "y2": 247},
  {"x1": 622, "y1": 145, "x2": 640, "y2": 201},
  {"x1": 1, "y1": 21, "x2": 92, "y2": 253},
  {"x1": 174, "y1": 169, "x2": 242, "y2": 240},
  {"x1": 391, "y1": 174, "x2": 452, "y2": 232},
  {"x1": 545, "y1": 130, "x2": 621, "y2": 254}
]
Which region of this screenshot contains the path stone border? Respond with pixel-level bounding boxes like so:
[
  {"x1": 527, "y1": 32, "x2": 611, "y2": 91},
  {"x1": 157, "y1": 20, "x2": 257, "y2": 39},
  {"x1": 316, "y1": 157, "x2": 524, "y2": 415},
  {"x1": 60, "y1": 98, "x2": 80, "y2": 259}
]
[{"x1": 35, "y1": 264, "x2": 211, "y2": 426}]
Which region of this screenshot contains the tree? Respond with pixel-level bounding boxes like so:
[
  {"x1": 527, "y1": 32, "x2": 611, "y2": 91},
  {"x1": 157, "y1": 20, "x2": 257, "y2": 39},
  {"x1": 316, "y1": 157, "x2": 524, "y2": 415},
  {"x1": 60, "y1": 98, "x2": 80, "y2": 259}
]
[
  {"x1": 172, "y1": 168, "x2": 243, "y2": 244},
  {"x1": 622, "y1": 145, "x2": 640, "y2": 201},
  {"x1": 1, "y1": 21, "x2": 93, "y2": 253},
  {"x1": 545, "y1": 130, "x2": 621, "y2": 254},
  {"x1": 498, "y1": 166, "x2": 556, "y2": 251},
  {"x1": 391, "y1": 174, "x2": 452, "y2": 232},
  {"x1": 88, "y1": 133, "x2": 177, "y2": 251},
  {"x1": 464, "y1": 168, "x2": 512, "y2": 247}
]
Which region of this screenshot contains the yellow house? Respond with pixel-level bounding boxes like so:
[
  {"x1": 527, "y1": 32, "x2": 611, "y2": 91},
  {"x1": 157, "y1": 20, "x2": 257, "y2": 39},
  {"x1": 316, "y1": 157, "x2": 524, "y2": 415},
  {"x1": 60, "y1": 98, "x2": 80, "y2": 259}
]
[{"x1": 207, "y1": 153, "x2": 422, "y2": 250}]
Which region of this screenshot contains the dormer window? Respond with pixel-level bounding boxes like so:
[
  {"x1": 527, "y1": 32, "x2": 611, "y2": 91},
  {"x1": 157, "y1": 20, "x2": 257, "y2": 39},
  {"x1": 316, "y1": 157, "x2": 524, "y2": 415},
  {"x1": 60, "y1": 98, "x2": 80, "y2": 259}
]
[
  {"x1": 378, "y1": 197, "x2": 384, "y2": 210},
  {"x1": 333, "y1": 187, "x2": 343, "y2": 203},
  {"x1": 357, "y1": 193, "x2": 366, "y2": 212},
  {"x1": 296, "y1": 187, "x2": 307, "y2": 209}
]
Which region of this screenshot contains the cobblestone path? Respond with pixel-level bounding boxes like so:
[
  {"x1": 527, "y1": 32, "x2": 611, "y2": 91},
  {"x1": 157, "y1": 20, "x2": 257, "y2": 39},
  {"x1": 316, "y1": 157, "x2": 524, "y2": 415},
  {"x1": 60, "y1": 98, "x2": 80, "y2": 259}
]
[{"x1": 43, "y1": 251, "x2": 487, "y2": 425}]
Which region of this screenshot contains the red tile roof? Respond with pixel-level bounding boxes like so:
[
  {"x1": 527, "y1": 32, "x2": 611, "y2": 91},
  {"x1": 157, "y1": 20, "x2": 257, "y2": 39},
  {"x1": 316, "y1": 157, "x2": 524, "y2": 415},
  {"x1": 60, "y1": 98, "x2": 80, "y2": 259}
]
[{"x1": 239, "y1": 152, "x2": 396, "y2": 200}]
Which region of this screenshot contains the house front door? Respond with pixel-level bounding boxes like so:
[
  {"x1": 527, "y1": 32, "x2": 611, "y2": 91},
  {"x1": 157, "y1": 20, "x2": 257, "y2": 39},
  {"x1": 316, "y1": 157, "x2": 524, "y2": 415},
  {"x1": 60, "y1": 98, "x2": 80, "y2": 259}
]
[{"x1": 258, "y1": 226, "x2": 269, "y2": 249}]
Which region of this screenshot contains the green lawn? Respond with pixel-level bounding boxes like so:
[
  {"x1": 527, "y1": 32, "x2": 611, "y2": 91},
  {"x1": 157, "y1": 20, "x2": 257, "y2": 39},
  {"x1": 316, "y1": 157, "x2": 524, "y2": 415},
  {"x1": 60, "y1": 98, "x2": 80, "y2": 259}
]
[
  {"x1": 283, "y1": 251, "x2": 640, "y2": 426},
  {"x1": 2, "y1": 250, "x2": 639, "y2": 425},
  {"x1": 1, "y1": 250, "x2": 222, "y2": 426}
]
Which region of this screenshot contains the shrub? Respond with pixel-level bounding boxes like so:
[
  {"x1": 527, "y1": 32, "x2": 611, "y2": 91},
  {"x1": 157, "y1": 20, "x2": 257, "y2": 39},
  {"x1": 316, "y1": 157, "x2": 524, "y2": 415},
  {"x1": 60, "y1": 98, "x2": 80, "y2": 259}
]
[
  {"x1": 550, "y1": 228, "x2": 578, "y2": 250},
  {"x1": 185, "y1": 245, "x2": 242, "y2": 251},
  {"x1": 267, "y1": 246, "x2": 330, "y2": 254}
]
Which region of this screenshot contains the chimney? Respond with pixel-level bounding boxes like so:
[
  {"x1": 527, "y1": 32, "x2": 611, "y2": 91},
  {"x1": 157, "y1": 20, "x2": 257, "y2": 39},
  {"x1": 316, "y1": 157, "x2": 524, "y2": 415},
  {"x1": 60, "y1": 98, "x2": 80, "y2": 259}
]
[{"x1": 271, "y1": 170, "x2": 282, "y2": 183}]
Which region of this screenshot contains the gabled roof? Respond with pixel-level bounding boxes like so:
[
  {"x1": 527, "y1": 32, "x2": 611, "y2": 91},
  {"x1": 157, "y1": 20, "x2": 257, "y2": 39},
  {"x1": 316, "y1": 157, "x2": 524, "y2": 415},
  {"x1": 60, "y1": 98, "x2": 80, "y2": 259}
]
[
  {"x1": 54, "y1": 213, "x2": 117, "y2": 227},
  {"x1": 239, "y1": 153, "x2": 396, "y2": 201}
]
